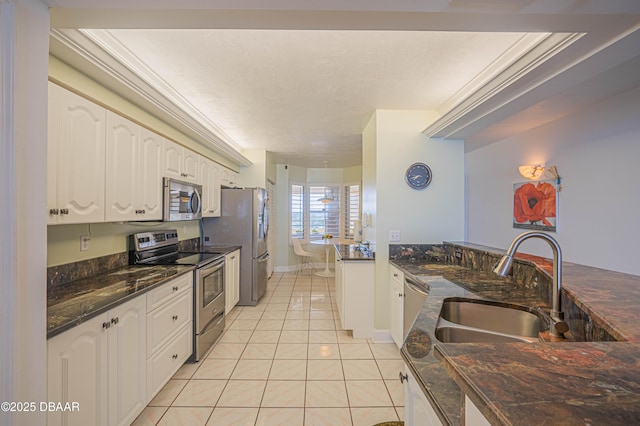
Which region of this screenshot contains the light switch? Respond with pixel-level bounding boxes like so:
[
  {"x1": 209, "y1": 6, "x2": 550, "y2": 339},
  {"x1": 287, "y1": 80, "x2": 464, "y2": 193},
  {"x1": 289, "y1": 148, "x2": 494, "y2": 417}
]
[{"x1": 389, "y1": 229, "x2": 401, "y2": 242}]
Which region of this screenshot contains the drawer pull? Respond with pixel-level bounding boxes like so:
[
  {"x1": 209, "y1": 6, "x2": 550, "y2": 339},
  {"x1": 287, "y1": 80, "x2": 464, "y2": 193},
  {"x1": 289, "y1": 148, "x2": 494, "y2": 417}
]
[
  {"x1": 111, "y1": 317, "x2": 119, "y2": 325},
  {"x1": 172, "y1": 354, "x2": 178, "y2": 360},
  {"x1": 393, "y1": 273, "x2": 398, "y2": 277},
  {"x1": 172, "y1": 286, "x2": 179, "y2": 292},
  {"x1": 102, "y1": 322, "x2": 111, "y2": 330},
  {"x1": 399, "y1": 371, "x2": 408, "y2": 383},
  {"x1": 172, "y1": 315, "x2": 179, "y2": 321}
]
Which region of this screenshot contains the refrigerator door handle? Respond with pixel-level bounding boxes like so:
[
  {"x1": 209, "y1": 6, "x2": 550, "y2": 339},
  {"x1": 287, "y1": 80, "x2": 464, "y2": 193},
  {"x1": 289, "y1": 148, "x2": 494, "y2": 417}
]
[{"x1": 257, "y1": 253, "x2": 270, "y2": 263}]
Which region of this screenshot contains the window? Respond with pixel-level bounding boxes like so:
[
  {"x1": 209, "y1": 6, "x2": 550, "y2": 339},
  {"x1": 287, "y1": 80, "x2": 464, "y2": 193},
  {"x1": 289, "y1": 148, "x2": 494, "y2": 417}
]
[
  {"x1": 343, "y1": 184, "x2": 360, "y2": 240},
  {"x1": 290, "y1": 183, "x2": 361, "y2": 241},
  {"x1": 309, "y1": 186, "x2": 340, "y2": 240},
  {"x1": 290, "y1": 184, "x2": 304, "y2": 239}
]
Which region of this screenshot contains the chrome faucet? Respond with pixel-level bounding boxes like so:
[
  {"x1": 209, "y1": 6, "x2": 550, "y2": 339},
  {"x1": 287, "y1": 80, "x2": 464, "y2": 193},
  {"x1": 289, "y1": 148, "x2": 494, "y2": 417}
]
[{"x1": 493, "y1": 231, "x2": 569, "y2": 337}]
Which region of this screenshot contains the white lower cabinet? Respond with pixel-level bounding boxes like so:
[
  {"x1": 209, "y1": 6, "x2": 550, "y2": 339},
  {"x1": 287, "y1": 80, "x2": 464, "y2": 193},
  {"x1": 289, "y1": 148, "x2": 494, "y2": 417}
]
[
  {"x1": 334, "y1": 256, "x2": 374, "y2": 338},
  {"x1": 145, "y1": 274, "x2": 194, "y2": 400},
  {"x1": 390, "y1": 264, "x2": 405, "y2": 348},
  {"x1": 465, "y1": 395, "x2": 492, "y2": 426},
  {"x1": 403, "y1": 366, "x2": 443, "y2": 426},
  {"x1": 225, "y1": 250, "x2": 240, "y2": 314},
  {"x1": 47, "y1": 273, "x2": 193, "y2": 426},
  {"x1": 47, "y1": 296, "x2": 146, "y2": 426}
]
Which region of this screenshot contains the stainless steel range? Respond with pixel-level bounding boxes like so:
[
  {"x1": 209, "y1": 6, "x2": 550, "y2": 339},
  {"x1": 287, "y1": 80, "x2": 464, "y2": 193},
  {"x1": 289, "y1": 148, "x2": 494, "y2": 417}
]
[{"x1": 130, "y1": 229, "x2": 225, "y2": 361}]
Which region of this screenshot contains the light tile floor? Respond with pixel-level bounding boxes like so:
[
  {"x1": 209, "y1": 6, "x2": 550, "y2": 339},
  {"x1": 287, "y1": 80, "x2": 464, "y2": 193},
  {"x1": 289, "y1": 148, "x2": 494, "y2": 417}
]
[{"x1": 132, "y1": 272, "x2": 404, "y2": 426}]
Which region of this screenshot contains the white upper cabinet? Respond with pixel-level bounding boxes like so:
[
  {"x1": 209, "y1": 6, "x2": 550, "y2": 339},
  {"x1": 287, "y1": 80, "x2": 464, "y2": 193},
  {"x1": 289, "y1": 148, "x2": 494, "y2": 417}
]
[
  {"x1": 200, "y1": 158, "x2": 221, "y2": 217},
  {"x1": 164, "y1": 139, "x2": 200, "y2": 184},
  {"x1": 138, "y1": 128, "x2": 164, "y2": 220},
  {"x1": 219, "y1": 167, "x2": 239, "y2": 188},
  {"x1": 48, "y1": 82, "x2": 106, "y2": 224},
  {"x1": 105, "y1": 112, "x2": 163, "y2": 222}
]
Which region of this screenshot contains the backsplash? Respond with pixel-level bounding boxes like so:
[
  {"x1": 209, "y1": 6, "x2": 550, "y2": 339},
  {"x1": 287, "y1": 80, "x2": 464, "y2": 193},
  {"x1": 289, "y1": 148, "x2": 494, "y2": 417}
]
[{"x1": 48, "y1": 237, "x2": 200, "y2": 289}]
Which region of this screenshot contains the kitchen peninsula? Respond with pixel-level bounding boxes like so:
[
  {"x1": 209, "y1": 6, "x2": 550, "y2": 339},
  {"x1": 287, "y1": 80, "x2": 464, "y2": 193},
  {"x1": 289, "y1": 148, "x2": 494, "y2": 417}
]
[{"x1": 392, "y1": 242, "x2": 640, "y2": 426}]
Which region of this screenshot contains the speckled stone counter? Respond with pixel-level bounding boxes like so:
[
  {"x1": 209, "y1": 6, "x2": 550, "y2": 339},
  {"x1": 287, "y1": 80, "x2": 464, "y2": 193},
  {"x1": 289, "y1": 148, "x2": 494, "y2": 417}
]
[
  {"x1": 393, "y1": 241, "x2": 640, "y2": 426},
  {"x1": 334, "y1": 243, "x2": 375, "y2": 260},
  {"x1": 199, "y1": 244, "x2": 242, "y2": 254},
  {"x1": 47, "y1": 265, "x2": 194, "y2": 339}
]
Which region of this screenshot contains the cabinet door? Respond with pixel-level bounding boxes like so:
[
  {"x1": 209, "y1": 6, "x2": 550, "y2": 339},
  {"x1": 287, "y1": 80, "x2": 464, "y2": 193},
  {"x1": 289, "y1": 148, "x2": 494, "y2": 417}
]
[
  {"x1": 390, "y1": 266, "x2": 405, "y2": 348},
  {"x1": 105, "y1": 112, "x2": 138, "y2": 222},
  {"x1": 225, "y1": 250, "x2": 240, "y2": 313},
  {"x1": 47, "y1": 313, "x2": 109, "y2": 426},
  {"x1": 47, "y1": 82, "x2": 61, "y2": 225},
  {"x1": 405, "y1": 367, "x2": 443, "y2": 426},
  {"x1": 201, "y1": 160, "x2": 221, "y2": 217},
  {"x1": 334, "y1": 257, "x2": 345, "y2": 328},
  {"x1": 138, "y1": 128, "x2": 164, "y2": 220},
  {"x1": 341, "y1": 261, "x2": 375, "y2": 338},
  {"x1": 183, "y1": 149, "x2": 200, "y2": 183},
  {"x1": 163, "y1": 139, "x2": 183, "y2": 180},
  {"x1": 210, "y1": 163, "x2": 221, "y2": 216},
  {"x1": 57, "y1": 88, "x2": 106, "y2": 224},
  {"x1": 108, "y1": 296, "x2": 147, "y2": 426}
]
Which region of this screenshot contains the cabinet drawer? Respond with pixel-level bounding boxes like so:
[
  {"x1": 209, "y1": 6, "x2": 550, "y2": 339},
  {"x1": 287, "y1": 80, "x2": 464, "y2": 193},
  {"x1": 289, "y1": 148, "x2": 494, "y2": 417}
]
[
  {"x1": 146, "y1": 321, "x2": 192, "y2": 400},
  {"x1": 147, "y1": 273, "x2": 192, "y2": 313},
  {"x1": 147, "y1": 290, "x2": 192, "y2": 354}
]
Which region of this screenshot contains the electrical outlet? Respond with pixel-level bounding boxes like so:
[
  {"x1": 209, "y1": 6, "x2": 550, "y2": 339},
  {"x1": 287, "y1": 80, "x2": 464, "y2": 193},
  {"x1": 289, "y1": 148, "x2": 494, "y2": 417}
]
[
  {"x1": 80, "y1": 235, "x2": 90, "y2": 251},
  {"x1": 389, "y1": 229, "x2": 401, "y2": 242}
]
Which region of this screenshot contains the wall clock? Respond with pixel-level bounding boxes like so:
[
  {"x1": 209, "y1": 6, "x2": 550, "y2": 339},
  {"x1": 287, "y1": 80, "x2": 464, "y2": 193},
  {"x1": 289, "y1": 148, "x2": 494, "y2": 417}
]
[{"x1": 405, "y1": 162, "x2": 432, "y2": 190}]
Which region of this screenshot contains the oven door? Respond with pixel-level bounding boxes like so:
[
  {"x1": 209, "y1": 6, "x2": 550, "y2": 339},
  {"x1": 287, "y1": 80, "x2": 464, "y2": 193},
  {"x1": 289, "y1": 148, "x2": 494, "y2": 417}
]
[{"x1": 196, "y1": 258, "x2": 225, "y2": 332}]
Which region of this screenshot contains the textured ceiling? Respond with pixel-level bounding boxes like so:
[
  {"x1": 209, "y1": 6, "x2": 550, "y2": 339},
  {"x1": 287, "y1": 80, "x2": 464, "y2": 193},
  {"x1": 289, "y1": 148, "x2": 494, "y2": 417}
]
[{"x1": 98, "y1": 29, "x2": 527, "y2": 167}]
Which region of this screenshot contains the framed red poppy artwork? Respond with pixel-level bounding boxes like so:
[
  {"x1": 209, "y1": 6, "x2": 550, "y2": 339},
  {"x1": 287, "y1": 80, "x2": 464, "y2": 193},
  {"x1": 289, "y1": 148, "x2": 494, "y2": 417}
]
[{"x1": 513, "y1": 179, "x2": 558, "y2": 232}]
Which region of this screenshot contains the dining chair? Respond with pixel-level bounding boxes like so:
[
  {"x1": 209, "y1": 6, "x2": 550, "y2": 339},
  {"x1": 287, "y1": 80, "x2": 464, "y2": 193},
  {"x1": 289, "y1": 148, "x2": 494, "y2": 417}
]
[{"x1": 292, "y1": 238, "x2": 316, "y2": 276}]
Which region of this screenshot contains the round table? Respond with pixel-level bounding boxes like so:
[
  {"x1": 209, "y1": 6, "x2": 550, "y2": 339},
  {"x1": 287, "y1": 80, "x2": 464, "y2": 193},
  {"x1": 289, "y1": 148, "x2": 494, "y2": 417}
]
[{"x1": 310, "y1": 239, "x2": 338, "y2": 277}]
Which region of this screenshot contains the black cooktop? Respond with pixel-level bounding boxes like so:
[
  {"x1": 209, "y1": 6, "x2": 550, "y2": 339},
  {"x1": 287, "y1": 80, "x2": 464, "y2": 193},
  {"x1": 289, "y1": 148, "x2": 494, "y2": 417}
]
[{"x1": 143, "y1": 251, "x2": 224, "y2": 267}]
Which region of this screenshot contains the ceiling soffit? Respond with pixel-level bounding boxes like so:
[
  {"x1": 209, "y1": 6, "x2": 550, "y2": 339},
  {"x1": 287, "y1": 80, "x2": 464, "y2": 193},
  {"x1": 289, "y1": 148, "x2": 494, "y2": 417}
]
[{"x1": 50, "y1": 28, "x2": 253, "y2": 167}]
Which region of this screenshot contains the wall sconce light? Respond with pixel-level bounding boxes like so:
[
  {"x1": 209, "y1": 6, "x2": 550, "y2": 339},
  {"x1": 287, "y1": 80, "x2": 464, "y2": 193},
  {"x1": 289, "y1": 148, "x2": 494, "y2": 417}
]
[{"x1": 518, "y1": 164, "x2": 545, "y2": 179}]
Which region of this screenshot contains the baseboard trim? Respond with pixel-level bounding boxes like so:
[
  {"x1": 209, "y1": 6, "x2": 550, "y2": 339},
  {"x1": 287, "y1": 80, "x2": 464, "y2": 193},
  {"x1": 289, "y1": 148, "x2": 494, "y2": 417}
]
[{"x1": 372, "y1": 329, "x2": 394, "y2": 344}]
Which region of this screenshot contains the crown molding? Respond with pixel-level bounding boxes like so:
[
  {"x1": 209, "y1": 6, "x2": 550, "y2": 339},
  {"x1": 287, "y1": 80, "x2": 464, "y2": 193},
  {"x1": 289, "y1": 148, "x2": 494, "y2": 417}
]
[
  {"x1": 50, "y1": 28, "x2": 252, "y2": 167},
  {"x1": 424, "y1": 32, "x2": 584, "y2": 140}
]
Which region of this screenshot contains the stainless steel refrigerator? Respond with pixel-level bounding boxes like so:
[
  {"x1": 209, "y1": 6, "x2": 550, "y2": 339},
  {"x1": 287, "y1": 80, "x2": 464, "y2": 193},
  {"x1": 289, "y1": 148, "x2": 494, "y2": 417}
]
[{"x1": 202, "y1": 188, "x2": 269, "y2": 306}]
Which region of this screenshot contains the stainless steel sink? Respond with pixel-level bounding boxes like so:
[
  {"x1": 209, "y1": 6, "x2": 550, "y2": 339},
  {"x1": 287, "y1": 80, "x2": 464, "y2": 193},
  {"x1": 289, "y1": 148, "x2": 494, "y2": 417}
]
[{"x1": 435, "y1": 297, "x2": 546, "y2": 343}]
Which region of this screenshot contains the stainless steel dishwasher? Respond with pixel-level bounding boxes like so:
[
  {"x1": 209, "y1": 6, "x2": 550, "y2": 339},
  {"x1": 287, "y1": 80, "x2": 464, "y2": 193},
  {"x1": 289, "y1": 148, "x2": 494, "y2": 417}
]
[{"x1": 403, "y1": 277, "x2": 429, "y2": 338}]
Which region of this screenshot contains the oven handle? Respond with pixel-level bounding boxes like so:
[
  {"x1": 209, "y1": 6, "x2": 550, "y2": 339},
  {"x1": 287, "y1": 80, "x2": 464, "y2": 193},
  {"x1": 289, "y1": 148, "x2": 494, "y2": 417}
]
[{"x1": 201, "y1": 257, "x2": 225, "y2": 272}]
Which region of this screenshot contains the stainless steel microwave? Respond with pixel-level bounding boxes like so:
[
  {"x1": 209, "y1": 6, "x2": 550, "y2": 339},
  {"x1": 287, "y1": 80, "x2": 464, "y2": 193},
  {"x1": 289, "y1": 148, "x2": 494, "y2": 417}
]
[{"x1": 163, "y1": 177, "x2": 202, "y2": 221}]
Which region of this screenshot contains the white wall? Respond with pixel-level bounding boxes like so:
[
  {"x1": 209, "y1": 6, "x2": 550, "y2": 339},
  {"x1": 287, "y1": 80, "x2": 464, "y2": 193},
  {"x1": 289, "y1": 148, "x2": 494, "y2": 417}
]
[
  {"x1": 238, "y1": 149, "x2": 268, "y2": 188},
  {"x1": 364, "y1": 110, "x2": 465, "y2": 331},
  {"x1": 1, "y1": 1, "x2": 49, "y2": 424},
  {"x1": 466, "y1": 85, "x2": 640, "y2": 276}
]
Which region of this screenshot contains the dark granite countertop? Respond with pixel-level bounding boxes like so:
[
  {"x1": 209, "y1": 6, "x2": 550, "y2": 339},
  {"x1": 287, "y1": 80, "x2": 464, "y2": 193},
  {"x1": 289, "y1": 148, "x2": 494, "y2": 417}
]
[
  {"x1": 47, "y1": 265, "x2": 194, "y2": 339},
  {"x1": 394, "y1": 241, "x2": 640, "y2": 425},
  {"x1": 199, "y1": 244, "x2": 242, "y2": 254},
  {"x1": 334, "y1": 243, "x2": 375, "y2": 261}
]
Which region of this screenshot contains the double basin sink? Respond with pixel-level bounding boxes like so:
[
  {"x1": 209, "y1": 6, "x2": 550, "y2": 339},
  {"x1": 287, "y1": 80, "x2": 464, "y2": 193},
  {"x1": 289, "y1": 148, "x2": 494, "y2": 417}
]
[{"x1": 435, "y1": 297, "x2": 548, "y2": 343}]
